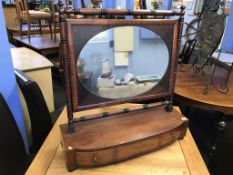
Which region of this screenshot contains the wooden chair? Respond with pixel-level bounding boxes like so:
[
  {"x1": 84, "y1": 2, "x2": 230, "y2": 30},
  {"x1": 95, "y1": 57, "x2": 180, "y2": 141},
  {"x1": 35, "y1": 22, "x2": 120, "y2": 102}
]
[
  {"x1": 50, "y1": 0, "x2": 61, "y2": 41},
  {"x1": 0, "y1": 93, "x2": 33, "y2": 175},
  {"x1": 51, "y1": 0, "x2": 56, "y2": 39},
  {"x1": 15, "y1": 0, "x2": 53, "y2": 42}
]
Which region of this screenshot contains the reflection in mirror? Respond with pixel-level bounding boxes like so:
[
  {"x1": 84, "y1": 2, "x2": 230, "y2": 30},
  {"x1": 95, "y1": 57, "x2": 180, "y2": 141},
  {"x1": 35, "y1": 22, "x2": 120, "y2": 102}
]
[{"x1": 77, "y1": 26, "x2": 169, "y2": 99}]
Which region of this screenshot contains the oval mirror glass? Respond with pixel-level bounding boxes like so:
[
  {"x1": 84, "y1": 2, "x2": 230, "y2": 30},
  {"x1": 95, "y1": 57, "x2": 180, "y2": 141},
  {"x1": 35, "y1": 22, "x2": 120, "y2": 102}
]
[{"x1": 77, "y1": 26, "x2": 169, "y2": 99}]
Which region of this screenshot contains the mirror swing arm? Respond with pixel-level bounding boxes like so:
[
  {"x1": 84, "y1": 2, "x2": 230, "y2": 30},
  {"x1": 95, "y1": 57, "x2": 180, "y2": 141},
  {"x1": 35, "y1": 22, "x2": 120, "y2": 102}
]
[{"x1": 59, "y1": 2, "x2": 188, "y2": 171}]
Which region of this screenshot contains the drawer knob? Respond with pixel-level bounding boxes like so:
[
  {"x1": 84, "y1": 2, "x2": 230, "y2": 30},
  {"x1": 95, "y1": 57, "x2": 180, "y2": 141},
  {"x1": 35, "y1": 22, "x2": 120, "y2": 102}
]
[{"x1": 93, "y1": 157, "x2": 98, "y2": 164}]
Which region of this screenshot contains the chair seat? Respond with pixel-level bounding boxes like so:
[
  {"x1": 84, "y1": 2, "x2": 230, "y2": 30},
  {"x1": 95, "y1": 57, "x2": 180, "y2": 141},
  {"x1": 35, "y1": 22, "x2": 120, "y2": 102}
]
[
  {"x1": 29, "y1": 10, "x2": 51, "y2": 18},
  {"x1": 20, "y1": 10, "x2": 51, "y2": 18}
]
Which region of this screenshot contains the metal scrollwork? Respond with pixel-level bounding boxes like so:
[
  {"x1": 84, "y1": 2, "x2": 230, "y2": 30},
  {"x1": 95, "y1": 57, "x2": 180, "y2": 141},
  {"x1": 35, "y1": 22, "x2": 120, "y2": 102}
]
[{"x1": 179, "y1": 0, "x2": 232, "y2": 94}]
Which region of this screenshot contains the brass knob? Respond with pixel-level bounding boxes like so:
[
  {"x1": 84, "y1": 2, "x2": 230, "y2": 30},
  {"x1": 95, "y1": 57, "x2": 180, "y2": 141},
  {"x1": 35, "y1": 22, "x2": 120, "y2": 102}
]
[
  {"x1": 93, "y1": 157, "x2": 98, "y2": 164},
  {"x1": 172, "y1": 133, "x2": 180, "y2": 140}
]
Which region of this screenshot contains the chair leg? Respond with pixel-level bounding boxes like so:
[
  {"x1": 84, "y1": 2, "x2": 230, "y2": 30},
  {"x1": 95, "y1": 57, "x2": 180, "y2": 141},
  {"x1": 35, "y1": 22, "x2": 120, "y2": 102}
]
[
  {"x1": 54, "y1": 21, "x2": 56, "y2": 41},
  {"x1": 27, "y1": 19, "x2": 31, "y2": 42},
  {"x1": 38, "y1": 20, "x2": 42, "y2": 35},
  {"x1": 49, "y1": 19, "x2": 53, "y2": 39},
  {"x1": 19, "y1": 19, "x2": 22, "y2": 37}
]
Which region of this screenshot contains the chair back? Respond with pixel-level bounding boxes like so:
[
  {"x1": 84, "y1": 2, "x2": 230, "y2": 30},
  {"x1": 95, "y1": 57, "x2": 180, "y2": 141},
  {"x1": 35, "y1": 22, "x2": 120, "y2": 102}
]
[
  {"x1": 16, "y1": 0, "x2": 29, "y2": 18},
  {"x1": 0, "y1": 93, "x2": 27, "y2": 175},
  {"x1": 15, "y1": 69, "x2": 53, "y2": 152},
  {"x1": 50, "y1": 0, "x2": 55, "y2": 14},
  {"x1": 196, "y1": 11, "x2": 225, "y2": 64}
]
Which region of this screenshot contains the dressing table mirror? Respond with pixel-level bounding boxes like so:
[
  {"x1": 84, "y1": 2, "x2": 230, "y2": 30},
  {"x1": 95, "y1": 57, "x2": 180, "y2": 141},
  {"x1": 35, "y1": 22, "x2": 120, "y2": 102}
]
[
  {"x1": 58, "y1": 5, "x2": 188, "y2": 171},
  {"x1": 78, "y1": 26, "x2": 169, "y2": 100}
]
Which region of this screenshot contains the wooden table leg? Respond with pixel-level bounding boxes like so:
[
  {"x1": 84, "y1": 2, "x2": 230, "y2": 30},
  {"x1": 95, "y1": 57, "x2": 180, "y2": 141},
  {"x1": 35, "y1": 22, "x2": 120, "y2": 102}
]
[{"x1": 209, "y1": 113, "x2": 228, "y2": 156}]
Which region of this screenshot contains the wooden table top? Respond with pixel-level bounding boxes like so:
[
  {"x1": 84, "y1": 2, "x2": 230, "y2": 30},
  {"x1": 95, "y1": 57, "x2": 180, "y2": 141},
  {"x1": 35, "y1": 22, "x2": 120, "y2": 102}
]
[
  {"x1": 25, "y1": 104, "x2": 209, "y2": 175},
  {"x1": 175, "y1": 65, "x2": 233, "y2": 115},
  {"x1": 11, "y1": 47, "x2": 53, "y2": 72},
  {"x1": 13, "y1": 34, "x2": 60, "y2": 51}
]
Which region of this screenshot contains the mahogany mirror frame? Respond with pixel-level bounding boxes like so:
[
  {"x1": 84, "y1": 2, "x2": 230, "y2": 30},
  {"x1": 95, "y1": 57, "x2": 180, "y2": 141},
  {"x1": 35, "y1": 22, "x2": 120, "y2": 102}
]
[{"x1": 59, "y1": 7, "x2": 185, "y2": 131}]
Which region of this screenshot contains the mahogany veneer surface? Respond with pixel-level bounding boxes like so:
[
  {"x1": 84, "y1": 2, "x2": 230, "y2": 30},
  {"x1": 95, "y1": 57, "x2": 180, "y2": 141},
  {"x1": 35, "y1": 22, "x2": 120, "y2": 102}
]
[
  {"x1": 60, "y1": 106, "x2": 187, "y2": 170},
  {"x1": 61, "y1": 107, "x2": 183, "y2": 149}
]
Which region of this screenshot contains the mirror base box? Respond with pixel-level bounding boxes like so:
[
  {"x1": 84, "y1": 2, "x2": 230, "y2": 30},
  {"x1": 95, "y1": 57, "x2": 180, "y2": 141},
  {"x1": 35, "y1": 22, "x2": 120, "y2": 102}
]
[{"x1": 60, "y1": 106, "x2": 188, "y2": 171}]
